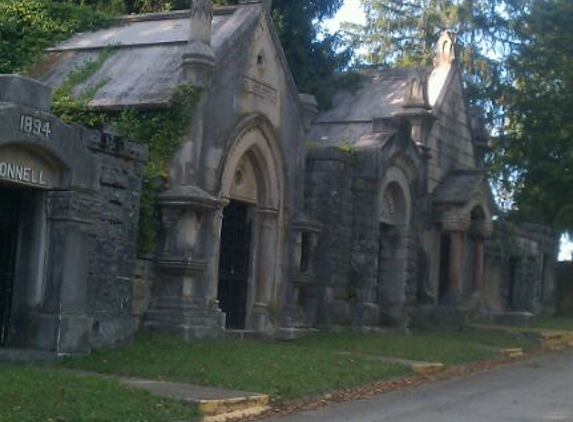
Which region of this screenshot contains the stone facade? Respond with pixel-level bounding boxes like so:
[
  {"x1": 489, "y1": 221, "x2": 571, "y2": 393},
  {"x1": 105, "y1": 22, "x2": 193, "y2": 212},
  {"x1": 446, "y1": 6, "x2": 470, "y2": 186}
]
[
  {"x1": 12, "y1": 0, "x2": 556, "y2": 350},
  {"x1": 0, "y1": 75, "x2": 147, "y2": 353}
]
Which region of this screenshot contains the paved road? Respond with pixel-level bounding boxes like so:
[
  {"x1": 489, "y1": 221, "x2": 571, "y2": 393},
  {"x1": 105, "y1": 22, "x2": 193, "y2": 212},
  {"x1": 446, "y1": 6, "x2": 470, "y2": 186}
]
[{"x1": 263, "y1": 351, "x2": 573, "y2": 422}]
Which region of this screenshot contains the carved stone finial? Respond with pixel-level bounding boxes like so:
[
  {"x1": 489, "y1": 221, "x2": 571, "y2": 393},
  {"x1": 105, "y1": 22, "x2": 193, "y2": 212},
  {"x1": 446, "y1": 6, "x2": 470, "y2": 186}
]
[
  {"x1": 402, "y1": 68, "x2": 430, "y2": 109},
  {"x1": 183, "y1": 0, "x2": 215, "y2": 87},
  {"x1": 434, "y1": 30, "x2": 457, "y2": 67},
  {"x1": 299, "y1": 94, "x2": 318, "y2": 132},
  {"x1": 191, "y1": 0, "x2": 213, "y2": 20}
]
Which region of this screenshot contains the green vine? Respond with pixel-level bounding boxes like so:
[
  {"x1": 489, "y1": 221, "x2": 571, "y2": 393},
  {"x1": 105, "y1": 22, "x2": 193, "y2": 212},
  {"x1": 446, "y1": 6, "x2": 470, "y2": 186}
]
[
  {"x1": 52, "y1": 49, "x2": 202, "y2": 254},
  {"x1": 338, "y1": 140, "x2": 361, "y2": 166}
]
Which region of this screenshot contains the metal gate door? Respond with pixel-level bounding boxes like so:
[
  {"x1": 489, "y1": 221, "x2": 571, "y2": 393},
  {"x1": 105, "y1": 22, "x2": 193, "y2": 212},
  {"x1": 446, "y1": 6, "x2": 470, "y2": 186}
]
[
  {"x1": 217, "y1": 201, "x2": 252, "y2": 329},
  {"x1": 0, "y1": 187, "x2": 22, "y2": 345}
]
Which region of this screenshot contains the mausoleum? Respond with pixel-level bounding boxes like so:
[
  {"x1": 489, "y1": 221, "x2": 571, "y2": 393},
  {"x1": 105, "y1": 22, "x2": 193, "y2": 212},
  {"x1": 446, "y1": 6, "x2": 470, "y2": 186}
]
[{"x1": 0, "y1": 0, "x2": 557, "y2": 352}]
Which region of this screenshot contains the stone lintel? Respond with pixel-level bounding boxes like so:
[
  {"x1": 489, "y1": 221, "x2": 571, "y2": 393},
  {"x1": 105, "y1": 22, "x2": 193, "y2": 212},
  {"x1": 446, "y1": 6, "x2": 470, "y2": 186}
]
[{"x1": 159, "y1": 184, "x2": 219, "y2": 211}]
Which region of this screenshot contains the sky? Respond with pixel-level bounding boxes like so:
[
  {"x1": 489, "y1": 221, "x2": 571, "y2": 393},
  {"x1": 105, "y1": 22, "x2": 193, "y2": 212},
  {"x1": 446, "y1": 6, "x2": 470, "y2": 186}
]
[{"x1": 324, "y1": 0, "x2": 366, "y2": 33}]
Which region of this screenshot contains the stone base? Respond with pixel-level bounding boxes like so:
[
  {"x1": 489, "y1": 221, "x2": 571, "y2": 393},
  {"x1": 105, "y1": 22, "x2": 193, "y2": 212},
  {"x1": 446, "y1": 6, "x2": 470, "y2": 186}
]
[
  {"x1": 90, "y1": 316, "x2": 135, "y2": 350},
  {"x1": 143, "y1": 298, "x2": 224, "y2": 339},
  {"x1": 251, "y1": 303, "x2": 275, "y2": 334},
  {"x1": 326, "y1": 300, "x2": 352, "y2": 326},
  {"x1": 275, "y1": 327, "x2": 318, "y2": 341},
  {"x1": 482, "y1": 311, "x2": 534, "y2": 327},
  {"x1": 415, "y1": 305, "x2": 470, "y2": 329},
  {"x1": 10, "y1": 311, "x2": 92, "y2": 354},
  {"x1": 379, "y1": 303, "x2": 407, "y2": 329},
  {"x1": 352, "y1": 302, "x2": 380, "y2": 327}
]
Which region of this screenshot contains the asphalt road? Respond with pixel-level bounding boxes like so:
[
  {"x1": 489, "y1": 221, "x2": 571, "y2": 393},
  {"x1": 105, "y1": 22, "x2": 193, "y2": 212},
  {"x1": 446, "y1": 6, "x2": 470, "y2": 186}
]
[{"x1": 263, "y1": 350, "x2": 573, "y2": 422}]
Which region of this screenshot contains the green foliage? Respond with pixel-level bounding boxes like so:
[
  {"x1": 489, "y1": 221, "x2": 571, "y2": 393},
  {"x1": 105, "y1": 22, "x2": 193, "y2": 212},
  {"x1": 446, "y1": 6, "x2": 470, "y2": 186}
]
[
  {"x1": 338, "y1": 140, "x2": 361, "y2": 165},
  {"x1": 0, "y1": 0, "x2": 110, "y2": 74},
  {"x1": 0, "y1": 365, "x2": 198, "y2": 422},
  {"x1": 52, "y1": 49, "x2": 201, "y2": 253},
  {"x1": 296, "y1": 329, "x2": 538, "y2": 365},
  {"x1": 271, "y1": 0, "x2": 350, "y2": 108},
  {"x1": 63, "y1": 334, "x2": 409, "y2": 401},
  {"x1": 348, "y1": 0, "x2": 524, "y2": 119},
  {"x1": 495, "y1": 0, "x2": 573, "y2": 230}
]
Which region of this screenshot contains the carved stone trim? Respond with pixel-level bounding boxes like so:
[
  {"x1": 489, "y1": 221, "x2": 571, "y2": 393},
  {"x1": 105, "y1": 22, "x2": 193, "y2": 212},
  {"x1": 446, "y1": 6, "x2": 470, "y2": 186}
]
[{"x1": 47, "y1": 191, "x2": 98, "y2": 224}]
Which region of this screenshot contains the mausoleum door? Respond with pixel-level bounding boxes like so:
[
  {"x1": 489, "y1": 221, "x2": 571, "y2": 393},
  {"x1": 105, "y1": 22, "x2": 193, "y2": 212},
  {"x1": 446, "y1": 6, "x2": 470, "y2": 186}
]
[
  {"x1": 0, "y1": 186, "x2": 23, "y2": 345},
  {"x1": 217, "y1": 201, "x2": 253, "y2": 329}
]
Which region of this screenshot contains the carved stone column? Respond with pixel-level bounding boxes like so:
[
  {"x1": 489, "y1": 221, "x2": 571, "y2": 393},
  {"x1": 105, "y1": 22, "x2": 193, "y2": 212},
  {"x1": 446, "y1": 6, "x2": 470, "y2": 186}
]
[
  {"x1": 469, "y1": 221, "x2": 492, "y2": 305},
  {"x1": 143, "y1": 185, "x2": 224, "y2": 339},
  {"x1": 251, "y1": 208, "x2": 278, "y2": 332},
  {"x1": 440, "y1": 209, "x2": 471, "y2": 306},
  {"x1": 23, "y1": 191, "x2": 97, "y2": 353},
  {"x1": 446, "y1": 231, "x2": 464, "y2": 304},
  {"x1": 473, "y1": 236, "x2": 485, "y2": 293},
  {"x1": 280, "y1": 213, "x2": 321, "y2": 334}
]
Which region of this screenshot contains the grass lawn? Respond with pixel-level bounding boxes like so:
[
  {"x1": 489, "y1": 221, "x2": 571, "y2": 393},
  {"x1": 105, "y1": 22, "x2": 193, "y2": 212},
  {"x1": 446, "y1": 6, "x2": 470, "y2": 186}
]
[
  {"x1": 531, "y1": 317, "x2": 573, "y2": 331},
  {"x1": 0, "y1": 365, "x2": 198, "y2": 422},
  {"x1": 62, "y1": 336, "x2": 409, "y2": 402},
  {"x1": 295, "y1": 329, "x2": 539, "y2": 365}
]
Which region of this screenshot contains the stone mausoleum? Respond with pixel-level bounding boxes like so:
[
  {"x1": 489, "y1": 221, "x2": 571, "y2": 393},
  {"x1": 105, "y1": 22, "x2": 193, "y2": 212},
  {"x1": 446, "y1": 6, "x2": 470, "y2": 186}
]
[
  {"x1": 0, "y1": 0, "x2": 558, "y2": 352},
  {"x1": 0, "y1": 75, "x2": 147, "y2": 353}
]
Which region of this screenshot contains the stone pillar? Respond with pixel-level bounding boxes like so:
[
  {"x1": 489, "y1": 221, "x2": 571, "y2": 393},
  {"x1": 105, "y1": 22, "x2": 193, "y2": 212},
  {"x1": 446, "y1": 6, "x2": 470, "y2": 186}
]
[
  {"x1": 21, "y1": 191, "x2": 97, "y2": 353},
  {"x1": 252, "y1": 208, "x2": 278, "y2": 333},
  {"x1": 446, "y1": 231, "x2": 464, "y2": 304},
  {"x1": 203, "y1": 200, "x2": 226, "y2": 307},
  {"x1": 143, "y1": 185, "x2": 224, "y2": 339},
  {"x1": 473, "y1": 236, "x2": 485, "y2": 293}
]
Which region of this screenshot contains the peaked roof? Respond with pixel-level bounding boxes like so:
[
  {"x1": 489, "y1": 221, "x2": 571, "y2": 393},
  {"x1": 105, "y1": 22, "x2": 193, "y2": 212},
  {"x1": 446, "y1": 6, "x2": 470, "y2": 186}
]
[
  {"x1": 432, "y1": 170, "x2": 488, "y2": 205},
  {"x1": 309, "y1": 68, "x2": 432, "y2": 146},
  {"x1": 31, "y1": 4, "x2": 263, "y2": 110}
]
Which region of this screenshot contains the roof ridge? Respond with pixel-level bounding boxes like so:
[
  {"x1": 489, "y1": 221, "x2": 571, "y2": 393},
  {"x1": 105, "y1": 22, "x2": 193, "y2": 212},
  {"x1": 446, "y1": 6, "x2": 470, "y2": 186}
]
[{"x1": 116, "y1": 4, "x2": 244, "y2": 24}]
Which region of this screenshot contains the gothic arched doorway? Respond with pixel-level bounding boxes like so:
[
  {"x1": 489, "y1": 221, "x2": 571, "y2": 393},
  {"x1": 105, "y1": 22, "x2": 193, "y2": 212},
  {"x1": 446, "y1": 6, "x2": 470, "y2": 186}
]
[
  {"x1": 216, "y1": 119, "x2": 285, "y2": 332},
  {"x1": 378, "y1": 178, "x2": 411, "y2": 326}
]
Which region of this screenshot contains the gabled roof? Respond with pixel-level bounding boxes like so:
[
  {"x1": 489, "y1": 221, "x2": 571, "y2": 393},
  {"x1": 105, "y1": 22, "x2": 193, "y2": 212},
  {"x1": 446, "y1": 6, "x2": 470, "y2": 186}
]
[
  {"x1": 31, "y1": 4, "x2": 263, "y2": 110},
  {"x1": 432, "y1": 170, "x2": 488, "y2": 205},
  {"x1": 308, "y1": 68, "x2": 432, "y2": 146}
]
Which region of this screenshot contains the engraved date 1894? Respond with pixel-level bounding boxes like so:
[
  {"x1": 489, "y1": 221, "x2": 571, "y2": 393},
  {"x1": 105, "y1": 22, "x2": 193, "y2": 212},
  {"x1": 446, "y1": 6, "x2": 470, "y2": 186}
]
[{"x1": 19, "y1": 115, "x2": 52, "y2": 139}]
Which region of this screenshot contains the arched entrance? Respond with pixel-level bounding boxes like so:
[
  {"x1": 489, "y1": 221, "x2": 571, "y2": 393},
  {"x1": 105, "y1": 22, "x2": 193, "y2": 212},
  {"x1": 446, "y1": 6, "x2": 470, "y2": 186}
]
[
  {"x1": 216, "y1": 117, "x2": 285, "y2": 332},
  {"x1": 377, "y1": 172, "x2": 412, "y2": 326},
  {"x1": 0, "y1": 144, "x2": 63, "y2": 346}
]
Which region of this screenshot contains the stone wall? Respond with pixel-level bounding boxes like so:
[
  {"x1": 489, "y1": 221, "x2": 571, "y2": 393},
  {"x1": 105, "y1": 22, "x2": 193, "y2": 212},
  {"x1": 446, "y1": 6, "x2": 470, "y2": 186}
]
[
  {"x1": 305, "y1": 147, "x2": 353, "y2": 326},
  {"x1": 85, "y1": 131, "x2": 147, "y2": 349},
  {"x1": 484, "y1": 222, "x2": 558, "y2": 315}
]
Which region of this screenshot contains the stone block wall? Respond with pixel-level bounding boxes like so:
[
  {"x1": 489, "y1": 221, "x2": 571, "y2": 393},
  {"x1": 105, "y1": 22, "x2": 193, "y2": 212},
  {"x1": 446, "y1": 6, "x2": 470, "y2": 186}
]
[
  {"x1": 485, "y1": 221, "x2": 558, "y2": 315},
  {"x1": 305, "y1": 147, "x2": 354, "y2": 326},
  {"x1": 349, "y1": 173, "x2": 380, "y2": 326},
  {"x1": 85, "y1": 131, "x2": 147, "y2": 349}
]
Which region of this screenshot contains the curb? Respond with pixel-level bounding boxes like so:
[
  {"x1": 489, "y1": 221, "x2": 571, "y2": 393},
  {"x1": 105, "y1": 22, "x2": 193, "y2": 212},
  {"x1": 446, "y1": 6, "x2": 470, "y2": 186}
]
[
  {"x1": 412, "y1": 363, "x2": 444, "y2": 375},
  {"x1": 500, "y1": 348, "x2": 524, "y2": 358},
  {"x1": 198, "y1": 394, "x2": 270, "y2": 422}
]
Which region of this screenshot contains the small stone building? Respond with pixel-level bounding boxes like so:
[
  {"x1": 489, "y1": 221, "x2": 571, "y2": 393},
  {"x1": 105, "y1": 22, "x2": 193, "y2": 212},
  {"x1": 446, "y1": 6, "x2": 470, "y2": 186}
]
[
  {"x1": 0, "y1": 75, "x2": 146, "y2": 353},
  {"x1": 2, "y1": 0, "x2": 557, "y2": 352}
]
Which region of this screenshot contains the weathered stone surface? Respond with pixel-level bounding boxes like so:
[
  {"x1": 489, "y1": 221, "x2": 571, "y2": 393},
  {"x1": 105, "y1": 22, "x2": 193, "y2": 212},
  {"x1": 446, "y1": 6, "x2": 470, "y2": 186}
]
[{"x1": 0, "y1": 75, "x2": 146, "y2": 353}]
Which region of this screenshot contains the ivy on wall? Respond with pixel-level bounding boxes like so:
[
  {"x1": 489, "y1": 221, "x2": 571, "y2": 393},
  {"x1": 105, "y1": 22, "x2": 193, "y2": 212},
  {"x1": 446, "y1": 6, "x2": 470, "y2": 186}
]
[
  {"x1": 0, "y1": 0, "x2": 110, "y2": 74},
  {"x1": 52, "y1": 49, "x2": 202, "y2": 254}
]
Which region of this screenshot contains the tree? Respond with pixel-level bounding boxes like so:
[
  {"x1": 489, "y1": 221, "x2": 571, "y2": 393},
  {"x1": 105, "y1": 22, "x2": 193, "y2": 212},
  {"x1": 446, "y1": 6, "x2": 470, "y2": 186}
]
[
  {"x1": 270, "y1": 0, "x2": 349, "y2": 106},
  {"x1": 497, "y1": 0, "x2": 573, "y2": 229},
  {"x1": 347, "y1": 0, "x2": 524, "y2": 121},
  {"x1": 0, "y1": 0, "x2": 109, "y2": 74}
]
